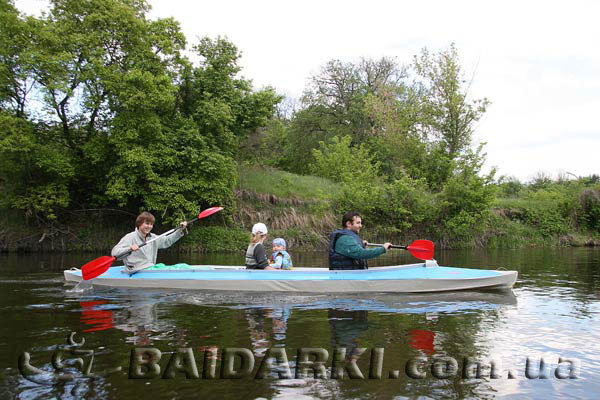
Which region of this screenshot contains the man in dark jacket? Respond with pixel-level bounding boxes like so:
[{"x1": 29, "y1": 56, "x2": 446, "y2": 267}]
[{"x1": 329, "y1": 211, "x2": 391, "y2": 270}]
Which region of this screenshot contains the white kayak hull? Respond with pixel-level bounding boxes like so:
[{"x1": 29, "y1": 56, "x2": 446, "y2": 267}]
[{"x1": 64, "y1": 261, "x2": 517, "y2": 293}]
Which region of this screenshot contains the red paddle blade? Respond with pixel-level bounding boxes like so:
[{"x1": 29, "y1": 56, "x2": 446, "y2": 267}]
[
  {"x1": 407, "y1": 240, "x2": 434, "y2": 260},
  {"x1": 198, "y1": 206, "x2": 223, "y2": 219},
  {"x1": 81, "y1": 256, "x2": 115, "y2": 280}
]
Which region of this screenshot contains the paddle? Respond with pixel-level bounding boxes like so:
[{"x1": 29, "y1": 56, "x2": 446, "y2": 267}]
[
  {"x1": 81, "y1": 207, "x2": 223, "y2": 280},
  {"x1": 367, "y1": 239, "x2": 434, "y2": 260}
]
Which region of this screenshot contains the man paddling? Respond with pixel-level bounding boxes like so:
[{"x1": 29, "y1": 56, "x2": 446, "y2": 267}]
[
  {"x1": 329, "y1": 211, "x2": 391, "y2": 270},
  {"x1": 112, "y1": 212, "x2": 187, "y2": 270}
]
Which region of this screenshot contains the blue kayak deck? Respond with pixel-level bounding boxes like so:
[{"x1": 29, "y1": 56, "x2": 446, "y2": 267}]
[
  {"x1": 65, "y1": 263, "x2": 517, "y2": 292},
  {"x1": 75, "y1": 265, "x2": 504, "y2": 281}
]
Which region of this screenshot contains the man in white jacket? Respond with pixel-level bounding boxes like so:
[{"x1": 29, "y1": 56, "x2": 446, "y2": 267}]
[{"x1": 111, "y1": 212, "x2": 187, "y2": 269}]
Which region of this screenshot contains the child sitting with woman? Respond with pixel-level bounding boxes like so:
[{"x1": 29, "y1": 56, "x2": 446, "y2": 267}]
[{"x1": 270, "y1": 238, "x2": 293, "y2": 270}]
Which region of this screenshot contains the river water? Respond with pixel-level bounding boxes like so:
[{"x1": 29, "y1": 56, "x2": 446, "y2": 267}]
[{"x1": 1, "y1": 247, "x2": 600, "y2": 399}]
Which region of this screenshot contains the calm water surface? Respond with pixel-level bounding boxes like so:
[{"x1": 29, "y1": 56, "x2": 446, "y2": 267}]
[{"x1": 1, "y1": 248, "x2": 600, "y2": 399}]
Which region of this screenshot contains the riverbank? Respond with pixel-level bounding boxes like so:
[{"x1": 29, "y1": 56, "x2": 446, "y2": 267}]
[
  {"x1": 1, "y1": 167, "x2": 598, "y2": 253},
  {"x1": 0, "y1": 190, "x2": 337, "y2": 253},
  {"x1": 1, "y1": 196, "x2": 598, "y2": 253}
]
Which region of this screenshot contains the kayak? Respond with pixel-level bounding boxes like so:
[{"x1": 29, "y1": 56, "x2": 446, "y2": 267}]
[{"x1": 63, "y1": 260, "x2": 517, "y2": 293}]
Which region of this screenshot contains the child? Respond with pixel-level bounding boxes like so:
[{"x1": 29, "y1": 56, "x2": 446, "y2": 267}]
[
  {"x1": 245, "y1": 223, "x2": 274, "y2": 270},
  {"x1": 270, "y1": 238, "x2": 293, "y2": 270}
]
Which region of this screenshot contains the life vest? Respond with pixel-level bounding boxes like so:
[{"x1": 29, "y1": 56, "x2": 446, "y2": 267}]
[
  {"x1": 245, "y1": 243, "x2": 268, "y2": 269},
  {"x1": 271, "y1": 250, "x2": 293, "y2": 270},
  {"x1": 328, "y1": 229, "x2": 368, "y2": 270}
]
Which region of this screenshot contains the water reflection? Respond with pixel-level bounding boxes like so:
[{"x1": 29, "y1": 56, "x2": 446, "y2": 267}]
[
  {"x1": 173, "y1": 290, "x2": 517, "y2": 313},
  {"x1": 245, "y1": 308, "x2": 289, "y2": 356},
  {"x1": 4, "y1": 248, "x2": 600, "y2": 399},
  {"x1": 79, "y1": 301, "x2": 113, "y2": 333},
  {"x1": 70, "y1": 287, "x2": 518, "y2": 399},
  {"x1": 70, "y1": 288, "x2": 518, "y2": 354},
  {"x1": 408, "y1": 329, "x2": 435, "y2": 355},
  {"x1": 328, "y1": 309, "x2": 369, "y2": 354}
]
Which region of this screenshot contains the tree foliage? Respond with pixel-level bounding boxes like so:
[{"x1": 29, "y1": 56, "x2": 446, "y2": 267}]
[
  {"x1": 248, "y1": 45, "x2": 499, "y2": 239},
  {"x1": 0, "y1": 112, "x2": 73, "y2": 220},
  {"x1": 579, "y1": 189, "x2": 600, "y2": 232},
  {"x1": 310, "y1": 135, "x2": 380, "y2": 184},
  {"x1": 178, "y1": 37, "x2": 281, "y2": 156},
  {"x1": 414, "y1": 44, "x2": 489, "y2": 158},
  {"x1": 280, "y1": 57, "x2": 406, "y2": 174},
  {"x1": 0, "y1": 0, "x2": 280, "y2": 223},
  {"x1": 0, "y1": 0, "x2": 35, "y2": 117},
  {"x1": 272, "y1": 46, "x2": 491, "y2": 192}
]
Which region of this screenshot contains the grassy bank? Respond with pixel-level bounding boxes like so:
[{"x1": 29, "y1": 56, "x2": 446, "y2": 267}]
[
  {"x1": 232, "y1": 166, "x2": 599, "y2": 250},
  {"x1": 1, "y1": 166, "x2": 599, "y2": 253},
  {"x1": 0, "y1": 166, "x2": 341, "y2": 253}
]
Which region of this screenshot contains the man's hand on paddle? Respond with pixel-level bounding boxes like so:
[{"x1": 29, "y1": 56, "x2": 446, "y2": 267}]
[{"x1": 364, "y1": 240, "x2": 392, "y2": 250}]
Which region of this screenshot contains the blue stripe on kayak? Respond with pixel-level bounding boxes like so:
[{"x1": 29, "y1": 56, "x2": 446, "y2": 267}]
[{"x1": 81, "y1": 266, "x2": 503, "y2": 281}]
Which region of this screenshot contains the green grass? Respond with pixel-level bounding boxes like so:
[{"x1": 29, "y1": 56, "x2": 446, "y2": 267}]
[
  {"x1": 493, "y1": 197, "x2": 531, "y2": 209},
  {"x1": 183, "y1": 226, "x2": 249, "y2": 252},
  {"x1": 493, "y1": 196, "x2": 563, "y2": 209},
  {"x1": 237, "y1": 164, "x2": 342, "y2": 200}
]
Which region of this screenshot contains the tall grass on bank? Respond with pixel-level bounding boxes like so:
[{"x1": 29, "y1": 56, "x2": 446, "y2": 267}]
[
  {"x1": 235, "y1": 165, "x2": 339, "y2": 249},
  {"x1": 237, "y1": 164, "x2": 342, "y2": 201}
]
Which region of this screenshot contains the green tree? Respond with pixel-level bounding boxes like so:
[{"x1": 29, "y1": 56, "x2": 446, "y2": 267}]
[
  {"x1": 435, "y1": 147, "x2": 496, "y2": 241},
  {"x1": 579, "y1": 188, "x2": 600, "y2": 232},
  {"x1": 378, "y1": 174, "x2": 432, "y2": 233},
  {"x1": 310, "y1": 135, "x2": 380, "y2": 183},
  {"x1": 0, "y1": 0, "x2": 280, "y2": 223},
  {"x1": 362, "y1": 82, "x2": 429, "y2": 181},
  {"x1": 17, "y1": 0, "x2": 189, "y2": 215},
  {"x1": 178, "y1": 36, "x2": 281, "y2": 156},
  {"x1": 497, "y1": 175, "x2": 524, "y2": 198},
  {"x1": 283, "y1": 57, "x2": 405, "y2": 173},
  {"x1": 282, "y1": 104, "x2": 338, "y2": 174},
  {"x1": 106, "y1": 35, "x2": 280, "y2": 219},
  {"x1": 0, "y1": 0, "x2": 34, "y2": 117},
  {"x1": 0, "y1": 112, "x2": 74, "y2": 220},
  {"x1": 310, "y1": 135, "x2": 382, "y2": 216},
  {"x1": 529, "y1": 171, "x2": 553, "y2": 190},
  {"x1": 413, "y1": 44, "x2": 490, "y2": 188}
]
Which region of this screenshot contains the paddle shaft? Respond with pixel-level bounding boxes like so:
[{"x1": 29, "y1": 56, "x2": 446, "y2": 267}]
[
  {"x1": 366, "y1": 240, "x2": 434, "y2": 260},
  {"x1": 114, "y1": 215, "x2": 199, "y2": 260},
  {"x1": 368, "y1": 243, "x2": 407, "y2": 250}
]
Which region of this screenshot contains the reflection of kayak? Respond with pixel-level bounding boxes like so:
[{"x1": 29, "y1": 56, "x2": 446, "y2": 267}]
[
  {"x1": 322, "y1": 290, "x2": 519, "y2": 307},
  {"x1": 179, "y1": 289, "x2": 518, "y2": 313},
  {"x1": 176, "y1": 288, "x2": 519, "y2": 307},
  {"x1": 64, "y1": 260, "x2": 517, "y2": 293}
]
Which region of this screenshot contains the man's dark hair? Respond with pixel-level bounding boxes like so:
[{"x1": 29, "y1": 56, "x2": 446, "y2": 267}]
[{"x1": 342, "y1": 211, "x2": 361, "y2": 228}]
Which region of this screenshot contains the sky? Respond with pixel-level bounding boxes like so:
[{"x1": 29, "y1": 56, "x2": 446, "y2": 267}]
[{"x1": 15, "y1": 0, "x2": 600, "y2": 182}]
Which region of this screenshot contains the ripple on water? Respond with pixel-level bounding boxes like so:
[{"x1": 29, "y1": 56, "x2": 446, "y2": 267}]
[{"x1": 25, "y1": 303, "x2": 66, "y2": 310}]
